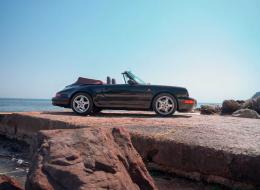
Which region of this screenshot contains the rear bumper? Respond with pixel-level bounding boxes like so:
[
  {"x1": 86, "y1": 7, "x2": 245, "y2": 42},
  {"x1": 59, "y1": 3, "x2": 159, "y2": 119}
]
[
  {"x1": 177, "y1": 97, "x2": 197, "y2": 112},
  {"x1": 52, "y1": 97, "x2": 70, "y2": 108}
]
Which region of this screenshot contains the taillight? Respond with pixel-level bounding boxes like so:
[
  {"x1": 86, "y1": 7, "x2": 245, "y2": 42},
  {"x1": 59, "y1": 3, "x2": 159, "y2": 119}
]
[{"x1": 183, "y1": 100, "x2": 194, "y2": 104}]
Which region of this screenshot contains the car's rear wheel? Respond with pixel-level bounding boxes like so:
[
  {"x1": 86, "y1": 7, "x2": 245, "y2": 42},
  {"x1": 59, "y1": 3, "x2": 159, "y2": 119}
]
[
  {"x1": 153, "y1": 93, "x2": 177, "y2": 116},
  {"x1": 71, "y1": 93, "x2": 93, "y2": 115}
]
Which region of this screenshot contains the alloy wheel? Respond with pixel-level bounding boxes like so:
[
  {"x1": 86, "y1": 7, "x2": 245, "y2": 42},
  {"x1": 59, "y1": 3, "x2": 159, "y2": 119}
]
[
  {"x1": 72, "y1": 95, "x2": 90, "y2": 113},
  {"x1": 155, "y1": 95, "x2": 175, "y2": 115}
]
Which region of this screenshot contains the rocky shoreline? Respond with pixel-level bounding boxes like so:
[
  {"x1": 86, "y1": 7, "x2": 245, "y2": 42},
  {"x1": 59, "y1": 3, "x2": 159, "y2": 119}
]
[
  {"x1": 199, "y1": 93, "x2": 260, "y2": 119},
  {"x1": 0, "y1": 135, "x2": 229, "y2": 190},
  {"x1": 0, "y1": 110, "x2": 260, "y2": 189}
]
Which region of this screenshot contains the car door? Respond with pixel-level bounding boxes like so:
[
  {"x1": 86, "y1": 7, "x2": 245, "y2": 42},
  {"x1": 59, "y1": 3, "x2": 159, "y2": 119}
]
[{"x1": 101, "y1": 84, "x2": 152, "y2": 109}]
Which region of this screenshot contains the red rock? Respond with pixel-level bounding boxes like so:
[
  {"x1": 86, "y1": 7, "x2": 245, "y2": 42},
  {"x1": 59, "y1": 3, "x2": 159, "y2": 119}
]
[
  {"x1": 2, "y1": 112, "x2": 260, "y2": 188},
  {"x1": 243, "y1": 96, "x2": 260, "y2": 114},
  {"x1": 0, "y1": 175, "x2": 24, "y2": 190},
  {"x1": 25, "y1": 127, "x2": 157, "y2": 190},
  {"x1": 200, "y1": 105, "x2": 221, "y2": 115},
  {"x1": 221, "y1": 100, "x2": 241, "y2": 114},
  {"x1": 232, "y1": 108, "x2": 260, "y2": 119}
]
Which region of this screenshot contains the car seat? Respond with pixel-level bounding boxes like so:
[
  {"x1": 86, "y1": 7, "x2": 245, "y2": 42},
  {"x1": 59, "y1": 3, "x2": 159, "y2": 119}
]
[
  {"x1": 107, "y1": 76, "x2": 111, "y2": 84},
  {"x1": 112, "y1": 78, "x2": 116, "y2": 84}
]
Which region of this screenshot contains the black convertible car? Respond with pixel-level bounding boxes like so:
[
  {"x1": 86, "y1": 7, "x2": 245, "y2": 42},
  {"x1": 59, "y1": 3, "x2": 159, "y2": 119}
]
[{"x1": 52, "y1": 71, "x2": 196, "y2": 116}]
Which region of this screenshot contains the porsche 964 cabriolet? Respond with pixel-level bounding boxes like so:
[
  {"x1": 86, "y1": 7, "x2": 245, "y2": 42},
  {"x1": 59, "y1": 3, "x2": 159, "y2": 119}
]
[{"x1": 52, "y1": 71, "x2": 196, "y2": 116}]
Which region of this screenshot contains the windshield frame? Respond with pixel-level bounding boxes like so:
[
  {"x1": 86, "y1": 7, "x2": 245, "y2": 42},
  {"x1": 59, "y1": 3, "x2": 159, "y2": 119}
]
[{"x1": 122, "y1": 71, "x2": 146, "y2": 85}]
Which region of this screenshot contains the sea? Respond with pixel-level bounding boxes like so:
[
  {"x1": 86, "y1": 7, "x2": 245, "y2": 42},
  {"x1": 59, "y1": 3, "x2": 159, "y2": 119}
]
[
  {"x1": 0, "y1": 98, "x2": 64, "y2": 112},
  {"x1": 0, "y1": 98, "x2": 220, "y2": 112}
]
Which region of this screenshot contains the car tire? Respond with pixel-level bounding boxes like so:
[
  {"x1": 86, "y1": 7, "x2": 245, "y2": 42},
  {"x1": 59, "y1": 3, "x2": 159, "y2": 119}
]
[
  {"x1": 71, "y1": 93, "x2": 93, "y2": 116},
  {"x1": 153, "y1": 93, "x2": 177, "y2": 117}
]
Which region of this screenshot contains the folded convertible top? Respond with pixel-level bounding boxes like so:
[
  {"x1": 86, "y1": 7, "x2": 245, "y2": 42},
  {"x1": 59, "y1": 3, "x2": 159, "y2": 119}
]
[{"x1": 74, "y1": 77, "x2": 103, "y2": 85}]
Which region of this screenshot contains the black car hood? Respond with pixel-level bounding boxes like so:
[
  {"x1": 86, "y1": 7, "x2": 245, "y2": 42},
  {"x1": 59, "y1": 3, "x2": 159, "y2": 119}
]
[{"x1": 148, "y1": 84, "x2": 186, "y2": 90}]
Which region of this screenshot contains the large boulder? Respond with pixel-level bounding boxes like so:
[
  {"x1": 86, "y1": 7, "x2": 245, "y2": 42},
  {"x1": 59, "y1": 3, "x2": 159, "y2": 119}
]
[
  {"x1": 243, "y1": 96, "x2": 260, "y2": 114},
  {"x1": 25, "y1": 127, "x2": 157, "y2": 190},
  {"x1": 252, "y1": 92, "x2": 260, "y2": 99},
  {"x1": 232, "y1": 109, "x2": 260, "y2": 119},
  {"x1": 252, "y1": 97, "x2": 260, "y2": 114},
  {"x1": 0, "y1": 175, "x2": 24, "y2": 190},
  {"x1": 200, "y1": 105, "x2": 221, "y2": 115},
  {"x1": 221, "y1": 100, "x2": 242, "y2": 114}
]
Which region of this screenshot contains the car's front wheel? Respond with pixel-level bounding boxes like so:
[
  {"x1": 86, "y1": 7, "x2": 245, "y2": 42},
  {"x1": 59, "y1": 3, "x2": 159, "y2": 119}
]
[
  {"x1": 153, "y1": 93, "x2": 177, "y2": 117},
  {"x1": 71, "y1": 93, "x2": 93, "y2": 115}
]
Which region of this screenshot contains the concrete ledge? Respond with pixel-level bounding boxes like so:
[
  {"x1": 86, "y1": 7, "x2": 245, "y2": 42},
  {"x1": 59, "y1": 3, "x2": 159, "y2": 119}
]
[
  {"x1": 0, "y1": 111, "x2": 260, "y2": 189},
  {"x1": 131, "y1": 133, "x2": 260, "y2": 189},
  {"x1": 0, "y1": 113, "x2": 87, "y2": 144}
]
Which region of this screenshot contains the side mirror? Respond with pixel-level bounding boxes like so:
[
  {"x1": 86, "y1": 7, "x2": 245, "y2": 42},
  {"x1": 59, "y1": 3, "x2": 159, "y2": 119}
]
[{"x1": 128, "y1": 79, "x2": 136, "y2": 85}]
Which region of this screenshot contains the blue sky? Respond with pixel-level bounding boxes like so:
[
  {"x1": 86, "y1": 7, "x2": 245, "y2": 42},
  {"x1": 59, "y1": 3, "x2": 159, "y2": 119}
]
[{"x1": 0, "y1": 0, "x2": 259, "y2": 102}]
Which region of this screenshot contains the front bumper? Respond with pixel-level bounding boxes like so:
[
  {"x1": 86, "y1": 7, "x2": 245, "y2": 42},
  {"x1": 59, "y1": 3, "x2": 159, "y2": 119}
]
[
  {"x1": 177, "y1": 97, "x2": 197, "y2": 112},
  {"x1": 52, "y1": 97, "x2": 70, "y2": 108}
]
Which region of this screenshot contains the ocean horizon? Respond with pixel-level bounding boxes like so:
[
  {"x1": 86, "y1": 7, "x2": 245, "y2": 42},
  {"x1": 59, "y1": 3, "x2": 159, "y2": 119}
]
[
  {"x1": 0, "y1": 98, "x2": 63, "y2": 112},
  {"x1": 0, "y1": 98, "x2": 221, "y2": 112}
]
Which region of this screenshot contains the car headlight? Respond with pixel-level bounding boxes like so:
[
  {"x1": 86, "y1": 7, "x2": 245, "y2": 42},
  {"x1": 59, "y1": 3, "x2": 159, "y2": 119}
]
[
  {"x1": 55, "y1": 92, "x2": 68, "y2": 98},
  {"x1": 55, "y1": 93, "x2": 62, "y2": 98}
]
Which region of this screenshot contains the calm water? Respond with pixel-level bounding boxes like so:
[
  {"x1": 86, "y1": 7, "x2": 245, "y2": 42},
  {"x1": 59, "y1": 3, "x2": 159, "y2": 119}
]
[
  {"x1": 0, "y1": 98, "x2": 220, "y2": 112},
  {"x1": 0, "y1": 98, "x2": 64, "y2": 112},
  {"x1": 0, "y1": 136, "x2": 30, "y2": 186}
]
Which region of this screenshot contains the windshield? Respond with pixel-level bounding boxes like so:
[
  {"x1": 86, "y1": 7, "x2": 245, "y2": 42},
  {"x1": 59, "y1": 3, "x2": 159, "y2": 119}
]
[{"x1": 123, "y1": 71, "x2": 146, "y2": 85}]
